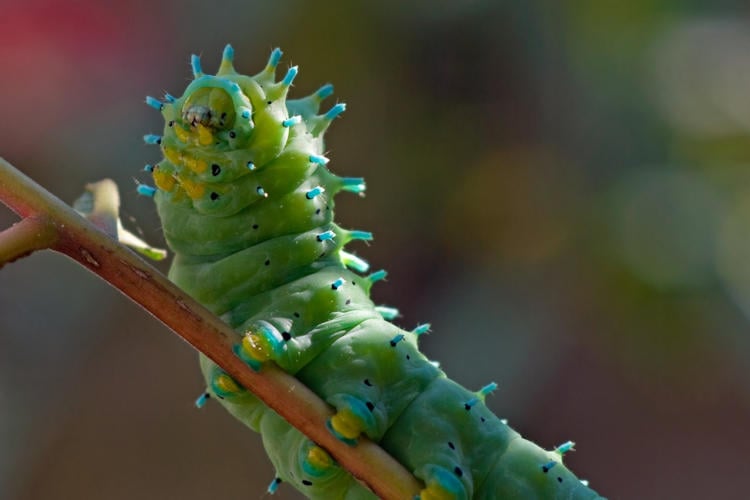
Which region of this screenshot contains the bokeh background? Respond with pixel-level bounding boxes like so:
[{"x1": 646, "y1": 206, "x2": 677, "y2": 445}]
[{"x1": 1, "y1": 1, "x2": 750, "y2": 498}]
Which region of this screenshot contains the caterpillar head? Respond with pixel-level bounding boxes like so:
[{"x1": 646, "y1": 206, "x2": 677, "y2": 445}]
[{"x1": 145, "y1": 45, "x2": 310, "y2": 217}]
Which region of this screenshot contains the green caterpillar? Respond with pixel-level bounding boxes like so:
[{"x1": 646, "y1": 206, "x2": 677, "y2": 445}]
[{"x1": 138, "y1": 45, "x2": 603, "y2": 500}]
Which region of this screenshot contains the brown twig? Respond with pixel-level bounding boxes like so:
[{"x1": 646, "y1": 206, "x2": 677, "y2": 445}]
[{"x1": 0, "y1": 157, "x2": 423, "y2": 499}]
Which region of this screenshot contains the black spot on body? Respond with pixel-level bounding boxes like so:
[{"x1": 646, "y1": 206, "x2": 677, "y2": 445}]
[
  {"x1": 454, "y1": 466, "x2": 463, "y2": 477},
  {"x1": 281, "y1": 332, "x2": 291, "y2": 341},
  {"x1": 448, "y1": 441, "x2": 455, "y2": 450},
  {"x1": 267, "y1": 100, "x2": 272, "y2": 105},
  {"x1": 406, "y1": 355, "x2": 411, "y2": 360},
  {"x1": 364, "y1": 379, "x2": 372, "y2": 386},
  {"x1": 480, "y1": 417, "x2": 486, "y2": 422},
  {"x1": 210, "y1": 192, "x2": 219, "y2": 201},
  {"x1": 315, "y1": 208, "x2": 321, "y2": 214},
  {"x1": 293, "y1": 312, "x2": 300, "y2": 318},
  {"x1": 252, "y1": 224, "x2": 259, "y2": 230},
  {"x1": 557, "y1": 477, "x2": 563, "y2": 483},
  {"x1": 345, "y1": 299, "x2": 351, "y2": 305},
  {"x1": 366, "y1": 401, "x2": 375, "y2": 411},
  {"x1": 229, "y1": 131, "x2": 236, "y2": 138},
  {"x1": 464, "y1": 403, "x2": 471, "y2": 411},
  {"x1": 265, "y1": 259, "x2": 271, "y2": 266},
  {"x1": 168, "y1": 120, "x2": 174, "y2": 127},
  {"x1": 302, "y1": 480, "x2": 312, "y2": 486},
  {"x1": 211, "y1": 164, "x2": 221, "y2": 176}
]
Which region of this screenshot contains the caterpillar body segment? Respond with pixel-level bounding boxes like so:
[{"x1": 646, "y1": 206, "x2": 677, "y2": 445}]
[{"x1": 144, "y1": 45, "x2": 603, "y2": 499}]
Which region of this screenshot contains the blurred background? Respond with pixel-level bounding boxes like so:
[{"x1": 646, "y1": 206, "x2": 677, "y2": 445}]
[{"x1": 1, "y1": 0, "x2": 749, "y2": 498}]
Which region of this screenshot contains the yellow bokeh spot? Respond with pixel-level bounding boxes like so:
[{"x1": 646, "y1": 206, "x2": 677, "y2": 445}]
[
  {"x1": 419, "y1": 485, "x2": 455, "y2": 500},
  {"x1": 329, "y1": 409, "x2": 361, "y2": 440},
  {"x1": 241, "y1": 333, "x2": 273, "y2": 363},
  {"x1": 153, "y1": 170, "x2": 176, "y2": 192},
  {"x1": 307, "y1": 446, "x2": 333, "y2": 470},
  {"x1": 215, "y1": 374, "x2": 241, "y2": 394}
]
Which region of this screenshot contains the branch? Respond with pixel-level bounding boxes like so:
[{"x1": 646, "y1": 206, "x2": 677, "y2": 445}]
[{"x1": 0, "y1": 157, "x2": 423, "y2": 499}]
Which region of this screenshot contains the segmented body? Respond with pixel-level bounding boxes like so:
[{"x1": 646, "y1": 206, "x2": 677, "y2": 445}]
[{"x1": 142, "y1": 45, "x2": 603, "y2": 500}]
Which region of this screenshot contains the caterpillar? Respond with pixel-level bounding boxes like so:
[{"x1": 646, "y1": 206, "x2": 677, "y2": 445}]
[{"x1": 138, "y1": 45, "x2": 603, "y2": 499}]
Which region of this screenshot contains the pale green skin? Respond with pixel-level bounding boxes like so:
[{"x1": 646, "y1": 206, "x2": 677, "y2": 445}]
[{"x1": 149, "y1": 47, "x2": 604, "y2": 500}]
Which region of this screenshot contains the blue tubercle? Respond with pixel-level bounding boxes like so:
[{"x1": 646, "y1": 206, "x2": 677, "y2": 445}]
[
  {"x1": 282, "y1": 66, "x2": 298, "y2": 86},
  {"x1": 256, "y1": 186, "x2": 267, "y2": 197},
  {"x1": 145, "y1": 96, "x2": 163, "y2": 111},
  {"x1": 306, "y1": 186, "x2": 325, "y2": 199},
  {"x1": 542, "y1": 461, "x2": 558, "y2": 473},
  {"x1": 389, "y1": 334, "x2": 405, "y2": 346},
  {"x1": 316, "y1": 83, "x2": 334, "y2": 100},
  {"x1": 143, "y1": 134, "x2": 162, "y2": 145},
  {"x1": 340, "y1": 251, "x2": 370, "y2": 273},
  {"x1": 340, "y1": 177, "x2": 366, "y2": 194},
  {"x1": 317, "y1": 230, "x2": 335, "y2": 242},
  {"x1": 348, "y1": 230, "x2": 373, "y2": 241},
  {"x1": 137, "y1": 185, "x2": 157, "y2": 198},
  {"x1": 309, "y1": 154, "x2": 330, "y2": 165},
  {"x1": 143, "y1": 164, "x2": 154, "y2": 172},
  {"x1": 376, "y1": 306, "x2": 400, "y2": 320},
  {"x1": 478, "y1": 382, "x2": 498, "y2": 397},
  {"x1": 331, "y1": 278, "x2": 344, "y2": 290},
  {"x1": 239, "y1": 107, "x2": 252, "y2": 120},
  {"x1": 164, "y1": 92, "x2": 176, "y2": 103},
  {"x1": 195, "y1": 392, "x2": 210, "y2": 408},
  {"x1": 556, "y1": 441, "x2": 575, "y2": 455},
  {"x1": 191, "y1": 54, "x2": 203, "y2": 77},
  {"x1": 222, "y1": 44, "x2": 234, "y2": 62},
  {"x1": 268, "y1": 47, "x2": 283, "y2": 68},
  {"x1": 268, "y1": 477, "x2": 282, "y2": 494},
  {"x1": 413, "y1": 323, "x2": 431, "y2": 335},
  {"x1": 247, "y1": 161, "x2": 256, "y2": 170},
  {"x1": 282, "y1": 115, "x2": 302, "y2": 127},
  {"x1": 367, "y1": 269, "x2": 387, "y2": 283},
  {"x1": 325, "y1": 103, "x2": 346, "y2": 120}
]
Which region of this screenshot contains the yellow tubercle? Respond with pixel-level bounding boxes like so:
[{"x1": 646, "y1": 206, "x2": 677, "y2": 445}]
[
  {"x1": 152, "y1": 169, "x2": 176, "y2": 192},
  {"x1": 163, "y1": 146, "x2": 181, "y2": 166},
  {"x1": 215, "y1": 374, "x2": 241, "y2": 394},
  {"x1": 419, "y1": 485, "x2": 456, "y2": 500},
  {"x1": 196, "y1": 124, "x2": 214, "y2": 146},
  {"x1": 240, "y1": 333, "x2": 273, "y2": 363},
  {"x1": 173, "y1": 125, "x2": 190, "y2": 143},
  {"x1": 183, "y1": 155, "x2": 208, "y2": 174},
  {"x1": 180, "y1": 177, "x2": 206, "y2": 199},
  {"x1": 307, "y1": 446, "x2": 333, "y2": 470},
  {"x1": 329, "y1": 409, "x2": 361, "y2": 440}
]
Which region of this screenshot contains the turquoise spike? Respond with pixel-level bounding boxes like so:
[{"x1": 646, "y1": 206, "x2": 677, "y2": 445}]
[
  {"x1": 239, "y1": 107, "x2": 252, "y2": 120},
  {"x1": 191, "y1": 54, "x2": 203, "y2": 77},
  {"x1": 143, "y1": 134, "x2": 162, "y2": 145},
  {"x1": 282, "y1": 66, "x2": 298, "y2": 86},
  {"x1": 542, "y1": 461, "x2": 558, "y2": 473},
  {"x1": 325, "y1": 103, "x2": 346, "y2": 120},
  {"x1": 195, "y1": 392, "x2": 210, "y2": 408},
  {"x1": 340, "y1": 251, "x2": 369, "y2": 273},
  {"x1": 309, "y1": 154, "x2": 330, "y2": 165},
  {"x1": 282, "y1": 115, "x2": 302, "y2": 127},
  {"x1": 306, "y1": 186, "x2": 325, "y2": 200},
  {"x1": 556, "y1": 441, "x2": 576, "y2": 455},
  {"x1": 367, "y1": 269, "x2": 387, "y2": 283},
  {"x1": 315, "y1": 83, "x2": 334, "y2": 100},
  {"x1": 348, "y1": 230, "x2": 373, "y2": 242},
  {"x1": 143, "y1": 164, "x2": 154, "y2": 172},
  {"x1": 331, "y1": 277, "x2": 344, "y2": 290},
  {"x1": 317, "y1": 230, "x2": 335, "y2": 242},
  {"x1": 413, "y1": 323, "x2": 431, "y2": 335},
  {"x1": 247, "y1": 161, "x2": 256, "y2": 170},
  {"x1": 268, "y1": 47, "x2": 283, "y2": 69},
  {"x1": 222, "y1": 44, "x2": 234, "y2": 63},
  {"x1": 145, "y1": 96, "x2": 163, "y2": 111},
  {"x1": 376, "y1": 306, "x2": 400, "y2": 320},
  {"x1": 137, "y1": 185, "x2": 157, "y2": 197},
  {"x1": 389, "y1": 334, "x2": 405, "y2": 347},
  {"x1": 256, "y1": 186, "x2": 267, "y2": 197},
  {"x1": 477, "y1": 382, "x2": 498, "y2": 398},
  {"x1": 268, "y1": 477, "x2": 282, "y2": 494},
  {"x1": 340, "y1": 177, "x2": 366, "y2": 194},
  {"x1": 500, "y1": 418, "x2": 508, "y2": 424},
  {"x1": 163, "y1": 92, "x2": 176, "y2": 103}
]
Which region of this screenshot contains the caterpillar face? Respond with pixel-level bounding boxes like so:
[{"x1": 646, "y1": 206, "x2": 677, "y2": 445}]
[{"x1": 141, "y1": 45, "x2": 603, "y2": 500}]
